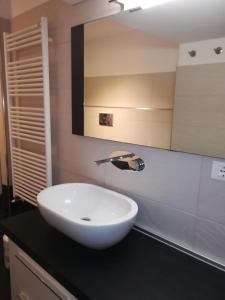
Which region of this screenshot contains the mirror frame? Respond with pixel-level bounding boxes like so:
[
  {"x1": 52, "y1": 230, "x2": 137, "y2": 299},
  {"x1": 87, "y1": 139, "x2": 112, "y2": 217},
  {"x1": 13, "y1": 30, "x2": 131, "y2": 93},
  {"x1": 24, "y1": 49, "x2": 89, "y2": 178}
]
[{"x1": 71, "y1": 24, "x2": 84, "y2": 135}]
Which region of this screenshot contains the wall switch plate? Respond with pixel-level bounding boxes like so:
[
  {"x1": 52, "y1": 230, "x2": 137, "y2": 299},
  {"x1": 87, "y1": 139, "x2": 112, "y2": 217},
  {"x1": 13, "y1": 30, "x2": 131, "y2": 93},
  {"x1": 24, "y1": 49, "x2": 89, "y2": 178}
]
[{"x1": 211, "y1": 161, "x2": 225, "y2": 181}]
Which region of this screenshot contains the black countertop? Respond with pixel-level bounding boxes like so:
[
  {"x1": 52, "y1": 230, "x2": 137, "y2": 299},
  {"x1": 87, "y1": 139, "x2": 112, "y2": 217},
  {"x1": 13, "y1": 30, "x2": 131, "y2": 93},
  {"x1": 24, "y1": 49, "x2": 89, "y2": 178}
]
[{"x1": 1, "y1": 209, "x2": 225, "y2": 300}]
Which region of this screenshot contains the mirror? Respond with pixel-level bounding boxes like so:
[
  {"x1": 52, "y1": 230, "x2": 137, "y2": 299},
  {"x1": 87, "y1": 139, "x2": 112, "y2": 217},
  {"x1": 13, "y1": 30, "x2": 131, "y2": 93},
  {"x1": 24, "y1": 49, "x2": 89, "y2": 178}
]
[{"x1": 71, "y1": 0, "x2": 225, "y2": 158}]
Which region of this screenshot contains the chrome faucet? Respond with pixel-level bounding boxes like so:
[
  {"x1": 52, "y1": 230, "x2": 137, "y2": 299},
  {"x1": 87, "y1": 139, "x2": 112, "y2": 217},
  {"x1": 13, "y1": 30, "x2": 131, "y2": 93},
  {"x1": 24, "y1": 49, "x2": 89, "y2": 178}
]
[
  {"x1": 94, "y1": 151, "x2": 145, "y2": 171},
  {"x1": 94, "y1": 153, "x2": 135, "y2": 165}
]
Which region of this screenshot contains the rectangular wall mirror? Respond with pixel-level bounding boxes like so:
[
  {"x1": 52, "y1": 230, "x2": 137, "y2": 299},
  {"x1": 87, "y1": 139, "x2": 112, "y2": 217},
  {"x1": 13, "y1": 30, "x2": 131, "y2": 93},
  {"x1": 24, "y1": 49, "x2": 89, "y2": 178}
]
[{"x1": 71, "y1": 0, "x2": 225, "y2": 158}]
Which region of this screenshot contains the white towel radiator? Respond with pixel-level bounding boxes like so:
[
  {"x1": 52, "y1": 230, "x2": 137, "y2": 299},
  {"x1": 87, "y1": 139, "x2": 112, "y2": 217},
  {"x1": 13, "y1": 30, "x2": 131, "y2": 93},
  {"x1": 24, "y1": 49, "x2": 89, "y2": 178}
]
[{"x1": 3, "y1": 17, "x2": 52, "y2": 206}]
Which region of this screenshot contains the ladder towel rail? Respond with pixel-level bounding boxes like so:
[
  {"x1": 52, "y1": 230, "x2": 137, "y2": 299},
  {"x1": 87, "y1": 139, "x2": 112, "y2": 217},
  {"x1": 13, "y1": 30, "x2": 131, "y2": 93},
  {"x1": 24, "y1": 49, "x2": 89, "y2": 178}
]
[{"x1": 4, "y1": 17, "x2": 52, "y2": 206}]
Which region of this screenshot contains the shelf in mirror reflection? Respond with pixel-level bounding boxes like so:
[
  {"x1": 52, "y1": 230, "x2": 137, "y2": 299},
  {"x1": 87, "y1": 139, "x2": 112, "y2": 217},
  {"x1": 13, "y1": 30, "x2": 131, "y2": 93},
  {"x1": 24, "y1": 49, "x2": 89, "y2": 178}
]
[{"x1": 84, "y1": 104, "x2": 173, "y2": 111}]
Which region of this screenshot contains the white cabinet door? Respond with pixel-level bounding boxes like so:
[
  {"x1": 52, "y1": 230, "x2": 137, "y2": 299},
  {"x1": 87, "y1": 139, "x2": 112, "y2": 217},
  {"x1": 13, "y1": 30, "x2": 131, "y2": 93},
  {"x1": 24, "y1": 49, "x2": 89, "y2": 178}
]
[
  {"x1": 13, "y1": 255, "x2": 62, "y2": 300},
  {"x1": 9, "y1": 240, "x2": 77, "y2": 300}
]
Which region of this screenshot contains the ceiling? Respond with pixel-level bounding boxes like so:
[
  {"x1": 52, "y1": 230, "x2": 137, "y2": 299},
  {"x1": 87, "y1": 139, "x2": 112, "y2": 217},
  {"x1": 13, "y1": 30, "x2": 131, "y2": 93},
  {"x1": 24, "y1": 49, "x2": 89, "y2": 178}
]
[{"x1": 114, "y1": 0, "x2": 225, "y2": 43}]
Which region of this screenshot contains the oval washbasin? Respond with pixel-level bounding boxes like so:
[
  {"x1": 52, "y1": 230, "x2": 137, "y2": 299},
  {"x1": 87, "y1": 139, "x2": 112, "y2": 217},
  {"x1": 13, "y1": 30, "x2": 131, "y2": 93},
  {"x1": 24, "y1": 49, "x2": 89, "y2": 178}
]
[{"x1": 37, "y1": 183, "x2": 138, "y2": 249}]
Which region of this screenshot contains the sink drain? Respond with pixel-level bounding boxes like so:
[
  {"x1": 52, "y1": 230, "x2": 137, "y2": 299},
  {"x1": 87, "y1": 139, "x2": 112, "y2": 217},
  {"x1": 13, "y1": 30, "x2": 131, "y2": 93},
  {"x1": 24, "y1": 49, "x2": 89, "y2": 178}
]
[{"x1": 81, "y1": 217, "x2": 91, "y2": 221}]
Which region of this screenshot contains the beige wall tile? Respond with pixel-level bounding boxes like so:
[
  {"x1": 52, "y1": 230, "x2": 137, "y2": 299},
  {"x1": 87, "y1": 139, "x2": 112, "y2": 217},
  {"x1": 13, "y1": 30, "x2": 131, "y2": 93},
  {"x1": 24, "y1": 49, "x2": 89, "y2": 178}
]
[
  {"x1": 173, "y1": 96, "x2": 225, "y2": 128},
  {"x1": 172, "y1": 63, "x2": 225, "y2": 158},
  {"x1": 175, "y1": 63, "x2": 225, "y2": 96},
  {"x1": 51, "y1": 88, "x2": 72, "y2": 134},
  {"x1": 171, "y1": 124, "x2": 225, "y2": 158}
]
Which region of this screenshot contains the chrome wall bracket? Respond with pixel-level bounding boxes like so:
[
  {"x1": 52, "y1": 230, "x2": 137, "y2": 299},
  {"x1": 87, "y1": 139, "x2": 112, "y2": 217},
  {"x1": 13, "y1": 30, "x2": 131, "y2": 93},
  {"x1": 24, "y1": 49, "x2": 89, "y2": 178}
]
[
  {"x1": 108, "y1": 0, "x2": 125, "y2": 10},
  {"x1": 214, "y1": 47, "x2": 223, "y2": 55}
]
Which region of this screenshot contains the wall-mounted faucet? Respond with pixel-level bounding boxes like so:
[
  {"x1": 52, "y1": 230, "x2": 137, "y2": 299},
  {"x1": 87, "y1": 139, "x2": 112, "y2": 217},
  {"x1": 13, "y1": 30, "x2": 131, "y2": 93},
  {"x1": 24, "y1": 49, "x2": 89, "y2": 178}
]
[
  {"x1": 94, "y1": 151, "x2": 145, "y2": 172},
  {"x1": 94, "y1": 153, "x2": 135, "y2": 165}
]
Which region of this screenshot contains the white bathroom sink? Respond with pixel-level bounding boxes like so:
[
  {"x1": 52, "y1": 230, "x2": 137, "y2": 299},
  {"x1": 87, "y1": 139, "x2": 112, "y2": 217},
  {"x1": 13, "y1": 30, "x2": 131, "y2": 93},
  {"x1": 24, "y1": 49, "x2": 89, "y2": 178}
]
[{"x1": 37, "y1": 183, "x2": 138, "y2": 249}]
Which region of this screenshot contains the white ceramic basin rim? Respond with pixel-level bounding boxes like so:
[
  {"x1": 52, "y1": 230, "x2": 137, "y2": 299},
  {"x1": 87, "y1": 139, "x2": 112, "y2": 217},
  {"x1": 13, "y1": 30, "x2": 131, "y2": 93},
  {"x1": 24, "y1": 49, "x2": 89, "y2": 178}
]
[{"x1": 37, "y1": 183, "x2": 138, "y2": 249}]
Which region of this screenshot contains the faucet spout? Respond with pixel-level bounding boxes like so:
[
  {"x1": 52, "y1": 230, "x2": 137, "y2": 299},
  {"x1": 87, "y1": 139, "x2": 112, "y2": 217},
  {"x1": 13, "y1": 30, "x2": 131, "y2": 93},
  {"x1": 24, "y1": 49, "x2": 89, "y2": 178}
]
[{"x1": 94, "y1": 153, "x2": 135, "y2": 166}]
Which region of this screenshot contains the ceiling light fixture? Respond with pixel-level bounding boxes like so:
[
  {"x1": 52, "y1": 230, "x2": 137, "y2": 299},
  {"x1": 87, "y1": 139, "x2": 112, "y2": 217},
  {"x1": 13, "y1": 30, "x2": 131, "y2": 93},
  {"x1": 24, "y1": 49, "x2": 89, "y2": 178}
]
[{"x1": 109, "y1": 0, "x2": 176, "y2": 11}]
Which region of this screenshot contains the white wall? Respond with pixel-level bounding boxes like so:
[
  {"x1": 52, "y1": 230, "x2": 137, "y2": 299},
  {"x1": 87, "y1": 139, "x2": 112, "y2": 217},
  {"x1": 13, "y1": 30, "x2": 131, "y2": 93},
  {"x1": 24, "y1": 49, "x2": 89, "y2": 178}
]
[{"x1": 178, "y1": 37, "x2": 225, "y2": 66}]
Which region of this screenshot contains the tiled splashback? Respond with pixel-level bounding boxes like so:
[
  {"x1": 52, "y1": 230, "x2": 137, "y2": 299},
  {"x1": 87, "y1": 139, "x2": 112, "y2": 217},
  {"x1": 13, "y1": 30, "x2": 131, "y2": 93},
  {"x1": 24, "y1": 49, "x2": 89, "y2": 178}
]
[{"x1": 11, "y1": 0, "x2": 225, "y2": 266}]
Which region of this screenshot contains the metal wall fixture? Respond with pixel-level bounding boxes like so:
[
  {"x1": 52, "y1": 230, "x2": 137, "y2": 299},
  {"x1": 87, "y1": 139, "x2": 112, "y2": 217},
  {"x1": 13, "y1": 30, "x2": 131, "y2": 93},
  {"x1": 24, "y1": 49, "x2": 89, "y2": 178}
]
[
  {"x1": 188, "y1": 50, "x2": 196, "y2": 57},
  {"x1": 188, "y1": 47, "x2": 224, "y2": 57},
  {"x1": 94, "y1": 151, "x2": 145, "y2": 171},
  {"x1": 108, "y1": 0, "x2": 125, "y2": 10},
  {"x1": 214, "y1": 47, "x2": 223, "y2": 55}
]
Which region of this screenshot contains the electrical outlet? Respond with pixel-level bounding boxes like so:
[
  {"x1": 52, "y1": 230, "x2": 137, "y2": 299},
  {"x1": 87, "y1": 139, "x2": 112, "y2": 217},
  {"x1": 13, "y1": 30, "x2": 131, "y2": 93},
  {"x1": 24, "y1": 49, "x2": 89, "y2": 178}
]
[{"x1": 211, "y1": 161, "x2": 225, "y2": 181}]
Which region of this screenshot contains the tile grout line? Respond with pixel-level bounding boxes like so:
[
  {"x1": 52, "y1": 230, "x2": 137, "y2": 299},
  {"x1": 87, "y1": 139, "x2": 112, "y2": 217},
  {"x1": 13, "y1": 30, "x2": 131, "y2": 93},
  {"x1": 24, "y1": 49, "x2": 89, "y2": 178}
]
[{"x1": 191, "y1": 156, "x2": 205, "y2": 250}]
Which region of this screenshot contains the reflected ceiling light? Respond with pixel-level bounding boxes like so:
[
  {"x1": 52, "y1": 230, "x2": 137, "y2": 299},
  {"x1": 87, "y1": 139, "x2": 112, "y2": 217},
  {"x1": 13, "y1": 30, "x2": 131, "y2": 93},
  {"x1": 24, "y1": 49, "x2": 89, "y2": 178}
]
[
  {"x1": 63, "y1": 0, "x2": 84, "y2": 5},
  {"x1": 109, "y1": 0, "x2": 176, "y2": 11}
]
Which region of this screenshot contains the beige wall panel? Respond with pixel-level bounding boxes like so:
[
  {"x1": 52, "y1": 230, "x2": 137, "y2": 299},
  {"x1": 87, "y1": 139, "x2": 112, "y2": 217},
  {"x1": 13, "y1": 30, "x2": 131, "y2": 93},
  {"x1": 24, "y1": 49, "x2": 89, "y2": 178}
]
[
  {"x1": 85, "y1": 72, "x2": 176, "y2": 109},
  {"x1": 173, "y1": 96, "x2": 225, "y2": 128},
  {"x1": 171, "y1": 125, "x2": 225, "y2": 158},
  {"x1": 172, "y1": 63, "x2": 225, "y2": 158},
  {"x1": 175, "y1": 63, "x2": 225, "y2": 96}
]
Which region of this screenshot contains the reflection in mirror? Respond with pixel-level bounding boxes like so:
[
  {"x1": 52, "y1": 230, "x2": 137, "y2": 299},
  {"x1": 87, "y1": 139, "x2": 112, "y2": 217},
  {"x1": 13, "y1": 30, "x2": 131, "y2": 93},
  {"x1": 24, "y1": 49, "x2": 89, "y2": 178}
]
[
  {"x1": 72, "y1": 0, "x2": 225, "y2": 157},
  {"x1": 171, "y1": 38, "x2": 225, "y2": 158},
  {"x1": 84, "y1": 15, "x2": 177, "y2": 149}
]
